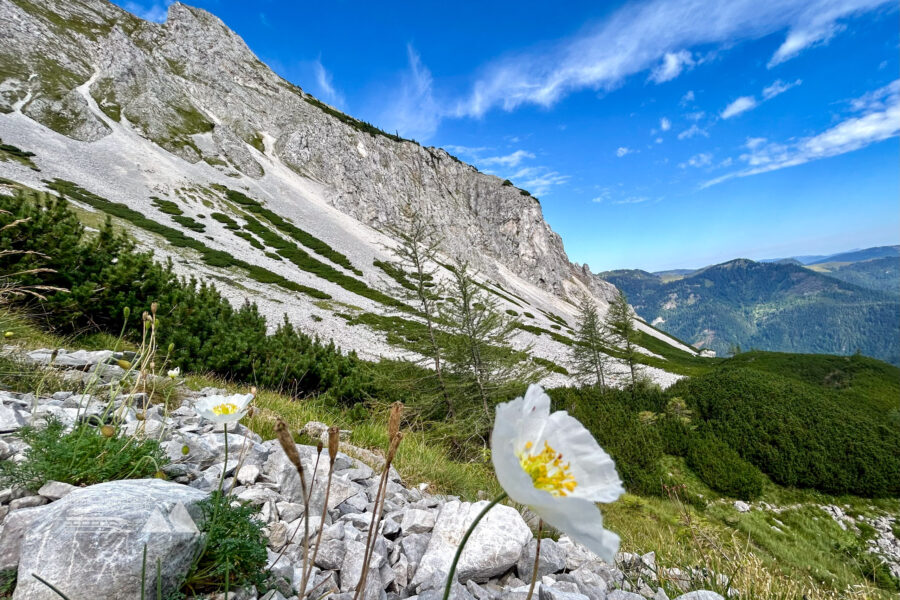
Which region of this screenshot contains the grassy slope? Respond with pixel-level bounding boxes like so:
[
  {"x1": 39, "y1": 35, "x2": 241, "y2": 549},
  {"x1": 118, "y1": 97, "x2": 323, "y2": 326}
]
[{"x1": 2, "y1": 310, "x2": 896, "y2": 599}]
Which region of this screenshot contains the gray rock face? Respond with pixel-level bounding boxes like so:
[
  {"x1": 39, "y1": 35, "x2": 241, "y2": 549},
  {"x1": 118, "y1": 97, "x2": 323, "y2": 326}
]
[
  {"x1": 412, "y1": 500, "x2": 532, "y2": 586},
  {"x1": 517, "y1": 538, "x2": 567, "y2": 581},
  {"x1": 11, "y1": 479, "x2": 206, "y2": 600},
  {"x1": 672, "y1": 593, "x2": 725, "y2": 600},
  {"x1": 0, "y1": 0, "x2": 619, "y2": 305}
]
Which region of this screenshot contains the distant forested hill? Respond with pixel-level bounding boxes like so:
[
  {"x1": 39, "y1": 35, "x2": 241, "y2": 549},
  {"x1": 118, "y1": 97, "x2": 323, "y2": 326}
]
[
  {"x1": 601, "y1": 259, "x2": 900, "y2": 365},
  {"x1": 808, "y1": 257, "x2": 899, "y2": 295}
]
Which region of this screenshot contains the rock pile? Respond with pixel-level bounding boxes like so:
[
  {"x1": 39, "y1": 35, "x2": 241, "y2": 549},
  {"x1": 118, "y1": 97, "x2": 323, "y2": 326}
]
[{"x1": 0, "y1": 350, "x2": 731, "y2": 599}]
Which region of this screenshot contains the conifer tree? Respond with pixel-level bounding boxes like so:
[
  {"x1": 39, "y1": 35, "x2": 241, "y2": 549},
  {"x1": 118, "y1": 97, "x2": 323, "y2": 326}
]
[
  {"x1": 571, "y1": 292, "x2": 611, "y2": 389},
  {"x1": 605, "y1": 289, "x2": 640, "y2": 395},
  {"x1": 441, "y1": 259, "x2": 537, "y2": 420},
  {"x1": 384, "y1": 207, "x2": 453, "y2": 414}
]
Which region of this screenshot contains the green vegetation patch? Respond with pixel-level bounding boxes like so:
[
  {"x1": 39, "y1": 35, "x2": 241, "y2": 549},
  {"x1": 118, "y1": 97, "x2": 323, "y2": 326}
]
[
  {"x1": 150, "y1": 197, "x2": 183, "y2": 216},
  {"x1": 0, "y1": 139, "x2": 38, "y2": 171},
  {"x1": 44, "y1": 179, "x2": 329, "y2": 300},
  {"x1": 214, "y1": 185, "x2": 361, "y2": 274},
  {"x1": 0, "y1": 419, "x2": 167, "y2": 491},
  {"x1": 210, "y1": 212, "x2": 240, "y2": 230},
  {"x1": 172, "y1": 215, "x2": 205, "y2": 232},
  {"x1": 303, "y1": 95, "x2": 409, "y2": 143}
]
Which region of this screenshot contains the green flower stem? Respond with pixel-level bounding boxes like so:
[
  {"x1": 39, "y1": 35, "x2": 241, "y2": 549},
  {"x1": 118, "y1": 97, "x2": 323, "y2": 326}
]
[
  {"x1": 525, "y1": 520, "x2": 543, "y2": 600},
  {"x1": 442, "y1": 492, "x2": 507, "y2": 600},
  {"x1": 217, "y1": 423, "x2": 229, "y2": 495},
  {"x1": 31, "y1": 574, "x2": 72, "y2": 600}
]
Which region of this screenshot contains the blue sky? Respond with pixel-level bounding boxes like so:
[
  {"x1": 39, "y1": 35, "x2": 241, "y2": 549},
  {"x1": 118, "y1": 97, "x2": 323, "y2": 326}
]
[{"x1": 116, "y1": 0, "x2": 899, "y2": 272}]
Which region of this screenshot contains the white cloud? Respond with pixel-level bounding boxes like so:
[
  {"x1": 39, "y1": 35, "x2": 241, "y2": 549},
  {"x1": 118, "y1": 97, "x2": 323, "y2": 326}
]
[
  {"x1": 451, "y1": 0, "x2": 890, "y2": 119},
  {"x1": 613, "y1": 196, "x2": 650, "y2": 205},
  {"x1": 442, "y1": 145, "x2": 490, "y2": 157},
  {"x1": 660, "y1": 117, "x2": 672, "y2": 131},
  {"x1": 480, "y1": 149, "x2": 535, "y2": 168},
  {"x1": 655, "y1": 137, "x2": 664, "y2": 144},
  {"x1": 677, "y1": 124, "x2": 709, "y2": 139},
  {"x1": 762, "y1": 78, "x2": 802, "y2": 100},
  {"x1": 684, "y1": 110, "x2": 705, "y2": 121},
  {"x1": 649, "y1": 50, "x2": 695, "y2": 83},
  {"x1": 122, "y1": 0, "x2": 174, "y2": 23},
  {"x1": 680, "y1": 152, "x2": 713, "y2": 168},
  {"x1": 510, "y1": 167, "x2": 570, "y2": 196},
  {"x1": 378, "y1": 45, "x2": 441, "y2": 141},
  {"x1": 616, "y1": 147, "x2": 635, "y2": 157},
  {"x1": 704, "y1": 80, "x2": 900, "y2": 186},
  {"x1": 721, "y1": 96, "x2": 758, "y2": 119},
  {"x1": 313, "y1": 60, "x2": 345, "y2": 108},
  {"x1": 767, "y1": 0, "x2": 888, "y2": 67},
  {"x1": 680, "y1": 90, "x2": 696, "y2": 105}
]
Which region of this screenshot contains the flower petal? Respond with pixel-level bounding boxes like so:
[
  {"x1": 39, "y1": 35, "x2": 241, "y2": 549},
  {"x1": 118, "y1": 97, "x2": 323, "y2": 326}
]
[
  {"x1": 531, "y1": 496, "x2": 620, "y2": 563},
  {"x1": 493, "y1": 398, "x2": 550, "y2": 507},
  {"x1": 542, "y1": 411, "x2": 624, "y2": 503}
]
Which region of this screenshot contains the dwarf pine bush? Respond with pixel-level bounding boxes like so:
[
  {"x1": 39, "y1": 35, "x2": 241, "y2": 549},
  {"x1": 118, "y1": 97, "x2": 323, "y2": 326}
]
[{"x1": 0, "y1": 190, "x2": 372, "y2": 403}]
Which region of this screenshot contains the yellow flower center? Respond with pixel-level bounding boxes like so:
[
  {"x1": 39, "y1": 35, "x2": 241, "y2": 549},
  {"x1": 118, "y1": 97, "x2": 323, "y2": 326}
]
[
  {"x1": 212, "y1": 403, "x2": 239, "y2": 416},
  {"x1": 518, "y1": 440, "x2": 578, "y2": 497}
]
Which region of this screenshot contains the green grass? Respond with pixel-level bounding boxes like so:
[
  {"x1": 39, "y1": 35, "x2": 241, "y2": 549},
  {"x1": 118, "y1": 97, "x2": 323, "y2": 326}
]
[
  {"x1": 172, "y1": 215, "x2": 206, "y2": 232},
  {"x1": 0, "y1": 140, "x2": 39, "y2": 171},
  {"x1": 234, "y1": 211, "x2": 408, "y2": 310},
  {"x1": 214, "y1": 185, "x2": 361, "y2": 274},
  {"x1": 210, "y1": 212, "x2": 240, "y2": 230},
  {"x1": 150, "y1": 196, "x2": 183, "y2": 216},
  {"x1": 0, "y1": 419, "x2": 168, "y2": 491},
  {"x1": 43, "y1": 179, "x2": 330, "y2": 300}
]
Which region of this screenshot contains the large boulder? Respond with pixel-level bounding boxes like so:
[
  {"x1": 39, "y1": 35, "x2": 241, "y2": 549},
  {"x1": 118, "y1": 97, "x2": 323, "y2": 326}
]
[
  {"x1": 10, "y1": 479, "x2": 207, "y2": 600},
  {"x1": 411, "y1": 500, "x2": 532, "y2": 587}
]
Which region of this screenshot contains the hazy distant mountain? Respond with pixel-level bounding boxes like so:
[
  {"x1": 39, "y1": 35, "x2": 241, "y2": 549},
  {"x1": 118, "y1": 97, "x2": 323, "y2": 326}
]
[
  {"x1": 760, "y1": 245, "x2": 900, "y2": 266},
  {"x1": 601, "y1": 259, "x2": 900, "y2": 365},
  {"x1": 807, "y1": 245, "x2": 900, "y2": 265},
  {"x1": 810, "y1": 257, "x2": 900, "y2": 296}
]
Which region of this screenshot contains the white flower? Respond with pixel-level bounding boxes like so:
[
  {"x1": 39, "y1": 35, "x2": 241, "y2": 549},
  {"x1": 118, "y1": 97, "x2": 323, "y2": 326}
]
[
  {"x1": 491, "y1": 384, "x2": 624, "y2": 562},
  {"x1": 167, "y1": 367, "x2": 180, "y2": 379},
  {"x1": 195, "y1": 393, "x2": 253, "y2": 424}
]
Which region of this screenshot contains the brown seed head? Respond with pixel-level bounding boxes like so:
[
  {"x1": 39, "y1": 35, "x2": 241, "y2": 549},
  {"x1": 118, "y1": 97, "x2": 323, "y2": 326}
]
[
  {"x1": 275, "y1": 419, "x2": 305, "y2": 479},
  {"x1": 100, "y1": 425, "x2": 116, "y2": 438},
  {"x1": 328, "y1": 426, "x2": 340, "y2": 464},
  {"x1": 150, "y1": 302, "x2": 158, "y2": 316},
  {"x1": 386, "y1": 431, "x2": 404, "y2": 463},
  {"x1": 388, "y1": 401, "x2": 404, "y2": 441},
  {"x1": 250, "y1": 386, "x2": 258, "y2": 396}
]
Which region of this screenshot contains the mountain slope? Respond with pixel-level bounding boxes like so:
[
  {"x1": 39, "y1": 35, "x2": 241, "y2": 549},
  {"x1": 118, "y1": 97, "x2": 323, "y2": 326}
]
[
  {"x1": 807, "y1": 256, "x2": 900, "y2": 295},
  {"x1": 0, "y1": 0, "x2": 694, "y2": 387},
  {"x1": 807, "y1": 245, "x2": 900, "y2": 265},
  {"x1": 601, "y1": 259, "x2": 900, "y2": 364}
]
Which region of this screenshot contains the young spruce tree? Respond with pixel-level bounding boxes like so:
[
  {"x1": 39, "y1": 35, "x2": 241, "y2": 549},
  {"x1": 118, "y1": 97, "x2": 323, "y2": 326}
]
[
  {"x1": 441, "y1": 259, "x2": 536, "y2": 422},
  {"x1": 605, "y1": 289, "x2": 641, "y2": 396},
  {"x1": 384, "y1": 207, "x2": 453, "y2": 414},
  {"x1": 571, "y1": 292, "x2": 611, "y2": 389}
]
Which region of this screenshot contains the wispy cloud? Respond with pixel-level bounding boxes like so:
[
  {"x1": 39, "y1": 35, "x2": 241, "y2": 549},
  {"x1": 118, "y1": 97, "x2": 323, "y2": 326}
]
[
  {"x1": 677, "y1": 124, "x2": 709, "y2": 139},
  {"x1": 704, "y1": 80, "x2": 899, "y2": 186},
  {"x1": 660, "y1": 117, "x2": 672, "y2": 131},
  {"x1": 767, "y1": 0, "x2": 888, "y2": 67},
  {"x1": 680, "y1": 152, "x2": 713, "y2": 168},
  {"x1": 480, "y1": 149, "x2": 535, "y2": 167},
  {"x1": 510, "y1": 167, "x2": 570, "y2": 196},
  {"x1": 649, "y1": 50, "x2": 695, "y2": 83},
  {"x1": 378, "y1": 45, "x2": 441, "y2": 140},
  {"x1": 616, "y1": 146, "x2": 635, "y2": 157},
  {"x1": 721, "y1": 96, "x2": 758, "y2": 119},
  {"x1": 122, "y1": 0, "x2": 173, "y2": 23},
  {"x1": 613, "y1": 196, "x2": 650, "y2": 205},
  {"x1": 313, "y1": 59, "x2": 345, "y2": 108},
  {"x1": 721, "y1": 78, "x2": 803, "y2": 119},
  {"x1": 762, "y1": 78, "x2": 802, "y2": 100},
  {"x1": 450, "y1": 0, "x2": 889, "y2": 120},
  {"x1": 680, "y1": 90, "x2": 696, "y2": 105}
]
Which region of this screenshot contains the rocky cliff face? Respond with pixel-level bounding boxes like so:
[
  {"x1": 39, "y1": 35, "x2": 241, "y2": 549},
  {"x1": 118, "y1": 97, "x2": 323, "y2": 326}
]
[{"x1": 0, "y1": 0, "x2": 610, "y2": 302}]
